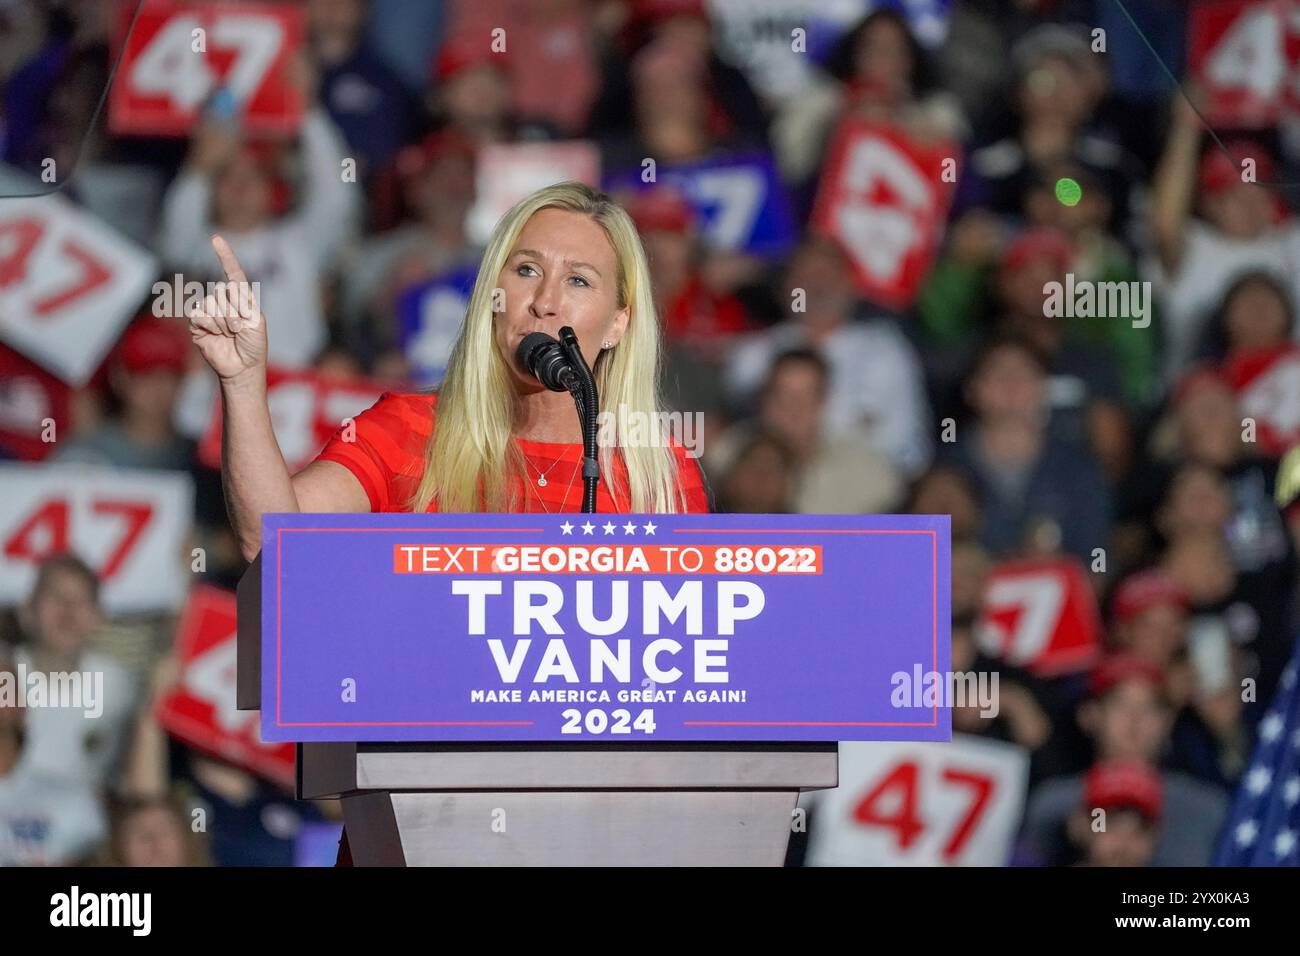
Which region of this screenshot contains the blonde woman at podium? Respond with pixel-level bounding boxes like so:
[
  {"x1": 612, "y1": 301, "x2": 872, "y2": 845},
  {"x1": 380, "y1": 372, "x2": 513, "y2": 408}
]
[{"x1": 187, "y1": 181, "x2": 710, "y2": 865}]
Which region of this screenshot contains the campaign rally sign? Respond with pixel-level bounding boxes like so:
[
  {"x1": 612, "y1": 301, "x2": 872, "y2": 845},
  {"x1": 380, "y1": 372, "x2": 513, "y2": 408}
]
[
  {"x1": 467, "y1": 141, "x2": 601, "y2": 247},
  {"x1": 803, "y1": 735, "x2": 1029, "y2": 866},
  {"x1": 396, "y1": 264, "x2": 478, "y2": 387},
  {"x1": 605, "y1": 152, "x2": 796, "y2": 256},
  {"x1": 198, "y1": 367, "x2": 384, "y2": 473},
  {"x1": 810, "y1": 118, "x2": 957, "y2": 309},
  {"x1": 0, "y1": 196, "x2": 157, "y2": 387},
  {"x1": 1224, "y1": 345, "x2": 1300, "y2": 457},
  {"x1": 109, "y1": 0, "x2": 306, "y2": 137},
  {"x1": 259, "y1": 512, "x2": 951, "y2": 743},
  {"x1": 1189, "y1": 0, "x2": 1296, "y2": 128},
  {"x1": 0, "y1": 345, "x2": 70, "y2": 461},
  {"x1": 707, "y1": 1, "x2": 951, "y2": 102},
  {"x1": 157, "y1": 586, "x2": 295, "y2": 788},
  {"x1": 975, "y1": 556, "x2": 1102, "y2": 678},
  {"x1": 0, "y1": 463, "x2": 193, "y2": 614}
]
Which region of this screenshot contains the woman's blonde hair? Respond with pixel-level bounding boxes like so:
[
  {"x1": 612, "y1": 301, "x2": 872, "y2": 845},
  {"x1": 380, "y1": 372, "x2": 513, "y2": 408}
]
[{"x1": 407, "y1": 181, "x2": 690, "y2": 514}]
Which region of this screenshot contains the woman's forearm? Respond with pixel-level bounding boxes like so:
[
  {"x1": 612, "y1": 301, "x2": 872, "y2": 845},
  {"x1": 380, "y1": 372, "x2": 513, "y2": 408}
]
[{"x1": 220, "y1": 373, "x2": 299, "y2": 561}]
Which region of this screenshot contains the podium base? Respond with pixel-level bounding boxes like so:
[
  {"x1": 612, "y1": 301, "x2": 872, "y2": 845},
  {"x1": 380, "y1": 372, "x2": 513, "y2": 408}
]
[
  {"x1": 341, "y1": 790, "x2": 799, "y2": 866},
  {"x1": 307, "y1": 742, "x2": 837, "y2": 867}
]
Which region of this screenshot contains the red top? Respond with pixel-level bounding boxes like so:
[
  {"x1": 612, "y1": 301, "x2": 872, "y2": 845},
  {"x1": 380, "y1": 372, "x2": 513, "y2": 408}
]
[{"x1": 314, "y1": 390, "x2": 710, "y2": 514}]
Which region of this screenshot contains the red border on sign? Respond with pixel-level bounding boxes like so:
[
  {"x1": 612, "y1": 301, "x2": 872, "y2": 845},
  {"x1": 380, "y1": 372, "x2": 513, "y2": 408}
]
[{"x1": 272, "y1": 526, "x2": 942, "y2": 730}]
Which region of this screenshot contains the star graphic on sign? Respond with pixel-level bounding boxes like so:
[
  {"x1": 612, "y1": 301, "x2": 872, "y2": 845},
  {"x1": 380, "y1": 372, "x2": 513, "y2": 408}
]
[
  {"x1": 1235, "y1": 819, "x2": 1259, "y2": 847},
  {"x1": 623, "y1": 521, "x2": 637, "y2": 535},
  {"x1": 582, "y1": 521, "x2": 595, "y2": 535},
  {"x1": 1245, "y1": 766, "x2": 1273, "y2": 796},
  {"x1": 1283, "y1": 776, "x2": 1300, "y2": 806},
  {"x1": 560, "y1": 521, "x2": 574, "y2": 535},
  {"x1": 1260, "y1": 712, "x2": 1284, "y2": 743},
  {"x1": 1274, "y1": 829, "x2": 1297, "y2": 858},
  {"x1": 643, "y1": 521, "x2": 657, "y2": 535},
  {"x1": 603, "y1": 521, "x2": 616, "y2": 535}
]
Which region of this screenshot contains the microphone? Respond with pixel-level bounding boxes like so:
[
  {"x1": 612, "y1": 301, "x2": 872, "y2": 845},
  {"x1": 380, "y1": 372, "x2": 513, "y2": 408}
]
[{"x1": 516, "y1": 332, "x2": 575, "y2": 392}]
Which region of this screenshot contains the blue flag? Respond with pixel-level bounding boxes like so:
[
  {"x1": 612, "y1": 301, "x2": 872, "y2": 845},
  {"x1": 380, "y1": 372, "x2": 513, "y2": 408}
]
[{"x1": 1214, "y1": 638, "x2": 1300, "y2": 865}]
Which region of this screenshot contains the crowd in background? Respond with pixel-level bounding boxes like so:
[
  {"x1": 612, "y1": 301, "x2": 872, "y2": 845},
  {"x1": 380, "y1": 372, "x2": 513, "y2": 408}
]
[{"x1": 1, "y1": 0, "x2": 1298, "y2": 867}]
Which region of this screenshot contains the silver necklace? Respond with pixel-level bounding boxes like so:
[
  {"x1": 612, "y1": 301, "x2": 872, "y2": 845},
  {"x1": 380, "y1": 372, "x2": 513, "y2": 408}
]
[
  {"x1": 530, "y1": 456, "x2": 583, "y2": 513},
  {"x1": 528, "y1": 454, "x2": 566, "y2": 488}
]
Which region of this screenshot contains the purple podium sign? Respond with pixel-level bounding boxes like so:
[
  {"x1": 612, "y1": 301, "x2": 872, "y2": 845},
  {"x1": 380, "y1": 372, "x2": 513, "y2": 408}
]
[{"x1": 259, "y1": 512, "x2": 951, "y2": 743}]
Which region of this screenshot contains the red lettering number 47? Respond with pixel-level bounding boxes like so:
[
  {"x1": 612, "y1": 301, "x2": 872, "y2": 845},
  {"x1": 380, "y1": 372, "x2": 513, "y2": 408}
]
[
  {"x1": 4, "y1": 497, "x2": 154, "y2": 580},
  {"x1": 852, "y1": 760, "x2": 995, "y2": 861},
  {"x1": 0, "y1": 216, "x2": 112, "y2": 316}
]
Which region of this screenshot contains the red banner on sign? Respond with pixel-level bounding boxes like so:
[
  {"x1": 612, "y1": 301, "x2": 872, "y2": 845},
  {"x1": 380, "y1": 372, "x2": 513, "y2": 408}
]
[
  {"x1": 156, "y1": 585, "x2": 294, "y2": 787},
  {"x1": 109, "y1": 0, "x2": 305, "y2": 138},
  {"x1": 975, "y1": 556, "x2": 1102, "y2": 678}
]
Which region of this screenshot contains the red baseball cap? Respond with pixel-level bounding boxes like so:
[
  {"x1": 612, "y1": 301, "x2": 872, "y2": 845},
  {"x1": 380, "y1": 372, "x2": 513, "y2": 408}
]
[
  {"x1": 1111, "y1": 569, "x2": 1189, "y2": 625},
  {"x1": 629, "y1": 0, "x2": 709, "y2": 26},
  {"x1": 1084, "y1": 760, "x2": 1163, "y2": 822},
  {"x1": 1000, "y1": 227, "x2": 1075, "y2": 273},
  {"x1": 627, "y1": 186, "x2": 694, "y2": 235},
  {"x1": 1171, "y1": 363, "x2": 1233, "y2": 406},
  {"x1": 114, "y1": 315, "x2": 190, "y2": 375},
  {"x1": 395, "y1": 129, "x2": 476, "y2": 182},
  {"x1": 433, "y1": 34, "x2": 510, "y2": 84},
  {"x1": 1200, "y1": 140, "x2": 1275, "y2": 195},
  {"x1": 1088, "y1": 652, "x2": 1167, "y2": 698}
]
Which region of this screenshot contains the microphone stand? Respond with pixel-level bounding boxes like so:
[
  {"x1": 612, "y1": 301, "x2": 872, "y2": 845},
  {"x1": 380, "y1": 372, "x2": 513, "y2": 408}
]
[{"x1": 557, "y1": 326, "x2": 600, "y2": 513}]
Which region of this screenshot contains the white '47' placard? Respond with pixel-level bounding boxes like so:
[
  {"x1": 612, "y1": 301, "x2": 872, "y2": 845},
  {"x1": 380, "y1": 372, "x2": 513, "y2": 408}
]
[
  {"x1": 803, "y1": 735, "x2": 1029, "y2": 866},
  {"x1": 0, "y1": 464, "x2": 194, "y2": 614},
  {"x1": 0, "y1": 196, "x2": 158, "y2": 386}
]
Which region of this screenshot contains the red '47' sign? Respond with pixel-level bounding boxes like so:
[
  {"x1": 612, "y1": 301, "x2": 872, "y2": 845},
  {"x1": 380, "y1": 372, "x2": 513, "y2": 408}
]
[
  {"x1": 804, "y1": 736, "x2": 1029, "y2": 866},
  {"x1": 0, "y1": 463, "x2": 193, "y2": 614},
  {"x1": 0, "y1": 197, "x2": 156, "y2": 386},
  {"x1": 156, "y1": 585, "x2": 295, "y2": 788},
  {"x1": 109, "y1": 0, "x2": 305, "y2": 137},
  {"x1": 975, "y1": 556, "x2": 1102, "y2": 677},
  {"x1": 810, "y1": 118, "x2": 956, "y2": 309}
]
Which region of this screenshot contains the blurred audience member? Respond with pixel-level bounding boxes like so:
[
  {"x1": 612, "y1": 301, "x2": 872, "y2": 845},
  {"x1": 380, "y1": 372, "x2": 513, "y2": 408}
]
[
  {"x1": 942, "y1": 336, "x2": 1112, "y2": 563},
  {"x1": 107, "y1": 793, "x2": 208, "y2": 867},
  {"x1": 708, "y1": 349, "x2": 901, "y2": 514},
  {"x1": 727, "y1": 236, "x2": 933, "y2": 477},
  {"x1": 715, "y1": 431, "x2": 796, "y2": 514},
  {"x1": 0, "y1": 649, "x2": 107, "y2": 865},
  {"x1": 50, "y1": 315, "x2": 194, "y2": 472},
  {"x1": 11, "y1": 554, "x2": 138, "y2": 790},
  {"x1": 1020, "y1": 654, "x2": 1229, "y2": 865}
]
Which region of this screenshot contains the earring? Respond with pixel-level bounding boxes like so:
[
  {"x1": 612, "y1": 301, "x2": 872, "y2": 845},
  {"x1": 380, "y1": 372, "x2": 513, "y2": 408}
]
[{"x1": 602, "y1": 340, "x2": 613, "y2": 350}]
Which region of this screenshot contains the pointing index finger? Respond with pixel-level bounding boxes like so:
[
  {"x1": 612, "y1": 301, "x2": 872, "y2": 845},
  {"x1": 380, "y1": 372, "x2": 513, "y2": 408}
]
[{"x1": 211, "y1": 235, "x2": 249, "y2": 284}]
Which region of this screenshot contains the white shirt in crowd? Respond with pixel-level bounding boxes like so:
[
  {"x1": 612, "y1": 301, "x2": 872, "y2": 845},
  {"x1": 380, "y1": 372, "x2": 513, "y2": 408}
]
[
  {"x1": 1145, "y1": 218, "x2": 1300, "y2": 382},
  {"x1": 0, "y1": 754, "x2": 105, "y2": 866},
  {"x1": 158, "y1": 109, "x2": 360, "y2": 369},
  {"x1": 725, "y1": 319, "x2": 934, "y2": 479},
  {"x1": 12, "y1": 646, "x2": 139, "y2": 790}
]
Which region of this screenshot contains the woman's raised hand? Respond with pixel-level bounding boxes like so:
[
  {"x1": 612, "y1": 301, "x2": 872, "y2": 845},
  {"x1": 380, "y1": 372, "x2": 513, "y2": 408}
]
[{"x1": 188, "y1": 236, "x2": 268, "y2": 385}]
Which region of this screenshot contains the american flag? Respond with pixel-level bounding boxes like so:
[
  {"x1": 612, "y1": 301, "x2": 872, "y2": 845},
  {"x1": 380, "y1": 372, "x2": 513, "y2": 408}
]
[{"x1": 1213, "y1": 642, "x2": 1300, "y2": 865}]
